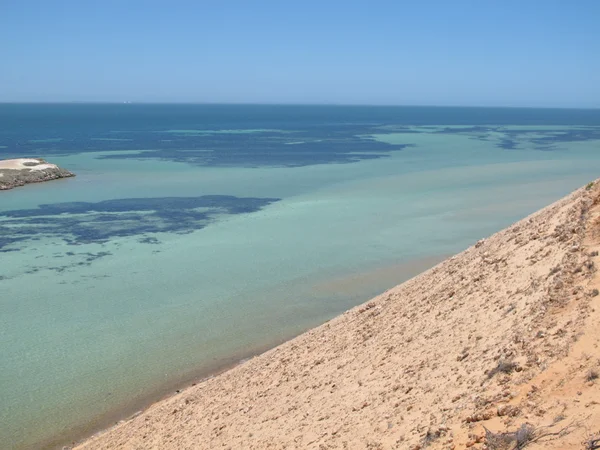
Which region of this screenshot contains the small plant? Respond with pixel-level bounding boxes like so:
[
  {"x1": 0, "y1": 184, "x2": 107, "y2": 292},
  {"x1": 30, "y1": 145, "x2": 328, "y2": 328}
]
[
  {"x1": 586, "y1": 368, "x2": 599, "y2": 382},
  {"x1": 484, "y1": 424, "x2": 536, "y2": 450},
  {"x1": 548, "y1": 265, "x2": 561, "y2": 276},
  {"x1": 585, "y1": 434, "x2": 600, "y2": 450},
  {"x1": 487, "y1": 359, "x2": 518, "y2": 379},
  {"x1": 587, "y1": 181, "x2": 595, "y2": 191},
  {"x1": 421, "y1": 428, "x2": 441, "y2": 447},
  {"x1": 514, "y1": 423, "x2": 537, "y2": 447},
  {"x1": 486, "y1": 421, "x2": 580, "y2": 449},
  {"x1": 484, "y1": 427, "x2": 515, "y2": 450}
]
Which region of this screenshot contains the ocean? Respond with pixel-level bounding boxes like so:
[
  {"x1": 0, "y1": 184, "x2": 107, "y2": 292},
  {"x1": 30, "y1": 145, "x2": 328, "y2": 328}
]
[{"x1": 1, "y1": 104, "x2": 600, "y2": 449}]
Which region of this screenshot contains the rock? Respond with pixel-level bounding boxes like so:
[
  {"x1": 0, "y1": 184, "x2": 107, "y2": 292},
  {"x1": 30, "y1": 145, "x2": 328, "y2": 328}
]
[
  {"x1": 465, "y1": 410, "x2": 494, "y2": 423},
  {"x1": 457, "y1": 352, "x2": 469, "y2": 361},
  {"x1": 0, "y1": 158, "x2": 75, "y2": 190},
  {"x1": 497, "y1": 404, "x2": 520, "y2": 417},
  {"x1": 358, "y1": 302, "x2": 376, "y2": 313}
]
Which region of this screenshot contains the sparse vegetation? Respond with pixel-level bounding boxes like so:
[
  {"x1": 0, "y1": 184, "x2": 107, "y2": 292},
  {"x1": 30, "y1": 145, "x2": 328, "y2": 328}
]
[
  {"x1": 485, "y1": 421, "x2": 580, "y2": 449},
  {"x1": 549, "y1": 265, "x2": 561, "y2": 276},
  {"x1": 421, "y1": 428, "x2": 442, "y2": 447},
  {"x1": 585, "y1": 433, "x2": 600, "y2": 450},
  {"x1": 587, "y1": 181, "x2": 595, "y2": 191},
  {"x1": 487, "y1": 359, "x2": 518, "y2": 379},
  {"x1": 586, "y1": 368, "x2": 599, "y2": 382},
  {"x1": 514, "y1": 423, "x2": 537, "y2": 447},
  {"x1": 484, "y1": 427, "x2": 515, "y2": 450},
  {"x1": 484, "y1": 423, "x2": 536, "y2": 449}
]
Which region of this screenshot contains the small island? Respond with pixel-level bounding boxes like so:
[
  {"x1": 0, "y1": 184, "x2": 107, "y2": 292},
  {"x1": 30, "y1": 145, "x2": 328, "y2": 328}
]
[{"x1": 0, "y1": 158, "x2": 75, "y2": 191}]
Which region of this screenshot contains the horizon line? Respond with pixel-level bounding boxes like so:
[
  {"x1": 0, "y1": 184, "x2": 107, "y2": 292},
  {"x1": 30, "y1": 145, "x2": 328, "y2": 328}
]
[{"x1": 1, "y1": 101, "x2": 599, "y2": 110}]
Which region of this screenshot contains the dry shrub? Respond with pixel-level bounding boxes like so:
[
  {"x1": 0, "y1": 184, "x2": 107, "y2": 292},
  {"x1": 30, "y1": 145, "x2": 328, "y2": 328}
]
[
  {"x1": 487, "y1": 359, "x2": 518, "y2": 379},
  {"x1": 485, "y1": 421, "x2": 580, "y2": 449},
  {"x1": 484, "y1": 424, "x2": 535, "y2": 449},
  {"x1": 586, "y1": 368, "x2": 599, "y2": 382},
  {"x1": 585, "y1": 433, "x2": 600, "y2": 450}
]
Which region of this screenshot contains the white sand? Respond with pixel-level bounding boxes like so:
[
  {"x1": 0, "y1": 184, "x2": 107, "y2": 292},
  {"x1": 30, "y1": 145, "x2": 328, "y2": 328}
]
[{"x1": 0, "y1": 158, "x2": 58, "y2": 171}]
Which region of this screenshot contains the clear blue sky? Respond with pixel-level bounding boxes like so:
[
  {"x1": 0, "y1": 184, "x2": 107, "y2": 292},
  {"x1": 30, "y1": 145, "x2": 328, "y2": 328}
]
[{"x1": 1, "y1": 0, "x2": 599, "y2": 107}]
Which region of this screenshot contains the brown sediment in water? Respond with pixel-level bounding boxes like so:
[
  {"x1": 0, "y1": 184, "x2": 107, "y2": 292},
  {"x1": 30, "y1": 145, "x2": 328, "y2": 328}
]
[
  {"x1": 308, "y1": 256, "x2": 447, "y2": 297},
  {"x1": 75, "y1": 180, "x2": 600, "y2": 449}
]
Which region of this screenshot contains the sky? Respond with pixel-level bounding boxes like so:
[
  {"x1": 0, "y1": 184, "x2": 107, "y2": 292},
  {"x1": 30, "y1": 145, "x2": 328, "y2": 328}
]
[{"x1": 1, "y1": 0, "x2": 599, "y2": 107}]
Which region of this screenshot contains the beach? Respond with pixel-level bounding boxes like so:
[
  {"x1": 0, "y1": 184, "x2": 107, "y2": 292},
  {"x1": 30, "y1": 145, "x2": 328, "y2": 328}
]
[
  {"x1": 1, "y1": 105, "x2": 600, "y2": 449},
  {"x1": 3, "y1": 0, "x2": 599, "y2": 447},
  {"x1": 76, "y1": 181, "x2": 600, "y2": 450}
]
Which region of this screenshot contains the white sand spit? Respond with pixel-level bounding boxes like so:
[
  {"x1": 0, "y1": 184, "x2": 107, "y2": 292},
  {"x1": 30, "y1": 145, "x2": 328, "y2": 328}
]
[
  {"x1": 0, "y1": 158, "x2": 58, "y2": 171},
  {"x1": 0, "y1": 158, "x2": 74, "y2": 190}
]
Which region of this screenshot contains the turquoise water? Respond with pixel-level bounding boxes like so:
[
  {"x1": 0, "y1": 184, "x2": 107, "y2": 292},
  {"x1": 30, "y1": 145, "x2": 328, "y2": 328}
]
[{"x1": 1, "y1": 105, "x2": 600, "y2": 449}]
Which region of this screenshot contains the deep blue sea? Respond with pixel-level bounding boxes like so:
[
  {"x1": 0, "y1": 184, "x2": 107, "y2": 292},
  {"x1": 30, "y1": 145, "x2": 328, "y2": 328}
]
[{"x1": 1, "y1": 104, "x2": 600, "y2": 449}]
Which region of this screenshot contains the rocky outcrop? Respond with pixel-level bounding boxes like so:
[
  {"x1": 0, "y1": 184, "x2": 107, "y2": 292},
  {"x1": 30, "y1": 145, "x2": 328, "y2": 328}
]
[{"x1": 0, "y1": 158, "x2": 75, "y2": 190}]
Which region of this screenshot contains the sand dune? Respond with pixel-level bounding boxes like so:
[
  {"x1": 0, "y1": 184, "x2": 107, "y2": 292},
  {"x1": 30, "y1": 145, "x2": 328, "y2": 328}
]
[{"x1": 76, "y1": 181, "x2": 600, "y2": 449}]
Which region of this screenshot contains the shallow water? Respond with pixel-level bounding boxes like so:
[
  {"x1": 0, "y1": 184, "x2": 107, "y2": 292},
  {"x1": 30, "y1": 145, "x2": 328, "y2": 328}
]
[{"x1": 1, "y1": 105, "x2": 600, "y2": 449}]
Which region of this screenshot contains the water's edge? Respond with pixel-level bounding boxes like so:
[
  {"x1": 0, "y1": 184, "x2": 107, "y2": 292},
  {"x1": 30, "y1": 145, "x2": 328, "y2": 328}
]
[
  {"x1": 43, "y1": 255, "x2": 447, "y2": 450},
  {"x1": 4, "y1": 106, "x2": 600, "y2": 449},
  {"x1": 44, "y1": 337, "x2": 285, "y2": 450}
]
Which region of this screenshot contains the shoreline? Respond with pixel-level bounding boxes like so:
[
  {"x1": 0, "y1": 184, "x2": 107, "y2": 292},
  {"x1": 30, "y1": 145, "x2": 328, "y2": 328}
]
[
  {"x1": 0, "y1": 158, "x2": 74, "y2": 190},
  {"x1": 42, "y1": 256, "x2": 446, "y2": 450},
  {"x1": 73, "y1": 181, "x2": 600, "y2": 449},
  {"x1": 43, "y1": 340, "x2": 283, "y2": 450}
]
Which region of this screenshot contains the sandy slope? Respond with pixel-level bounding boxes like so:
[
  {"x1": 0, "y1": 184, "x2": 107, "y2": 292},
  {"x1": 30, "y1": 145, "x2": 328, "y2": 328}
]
[{"x1": 76, "y1": 182, "x2": 600, "y2": 450}]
